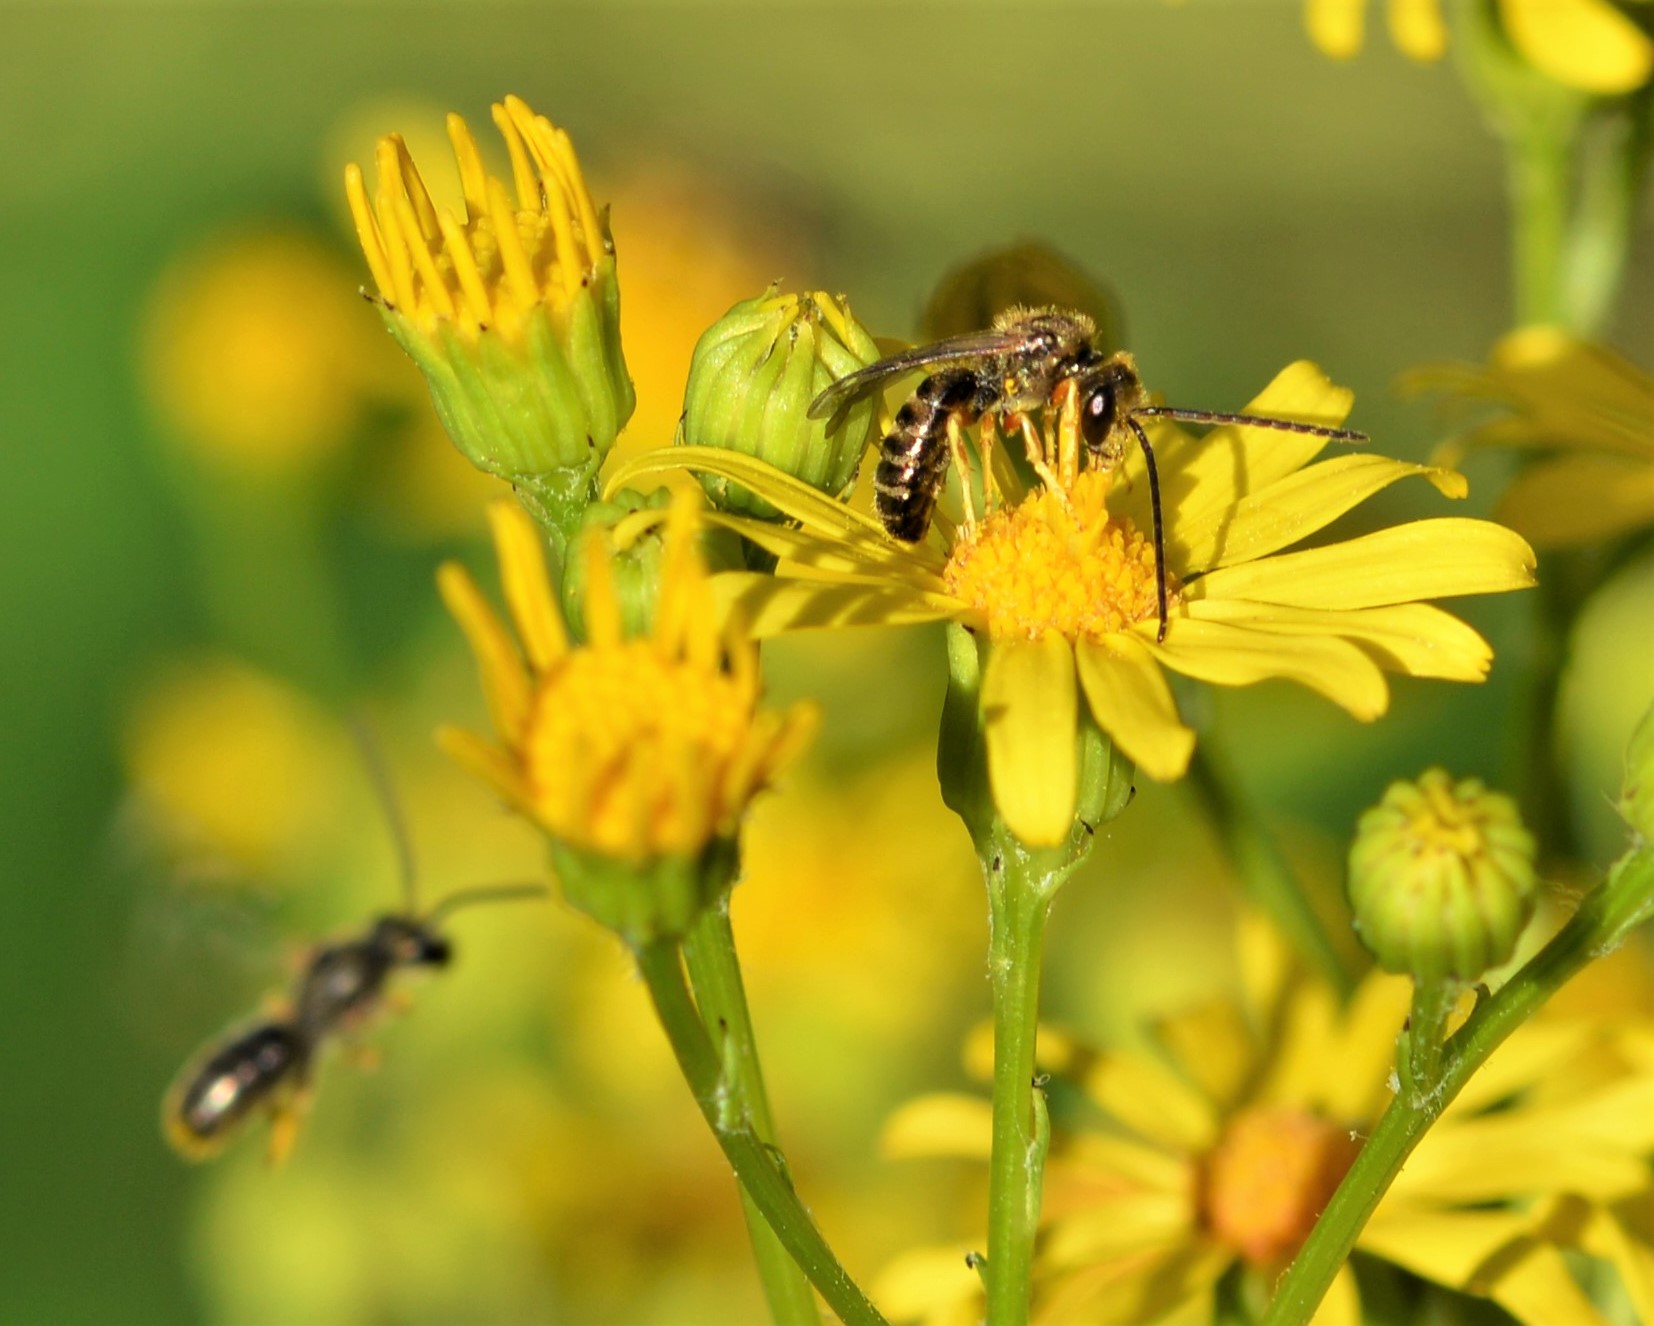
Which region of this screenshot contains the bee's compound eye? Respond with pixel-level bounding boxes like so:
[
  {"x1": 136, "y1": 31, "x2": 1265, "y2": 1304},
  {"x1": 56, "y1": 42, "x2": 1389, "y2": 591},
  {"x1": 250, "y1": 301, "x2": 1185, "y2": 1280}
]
[{"x1": 1080, "y1": 386, "x2": 1115, "y2": 452}]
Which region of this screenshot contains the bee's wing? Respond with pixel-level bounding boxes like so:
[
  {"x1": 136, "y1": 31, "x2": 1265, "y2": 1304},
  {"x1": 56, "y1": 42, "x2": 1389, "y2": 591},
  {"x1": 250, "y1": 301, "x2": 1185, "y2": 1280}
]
[{"x1": 806, "y1": 329, "x2": 1027, "y2": 420}]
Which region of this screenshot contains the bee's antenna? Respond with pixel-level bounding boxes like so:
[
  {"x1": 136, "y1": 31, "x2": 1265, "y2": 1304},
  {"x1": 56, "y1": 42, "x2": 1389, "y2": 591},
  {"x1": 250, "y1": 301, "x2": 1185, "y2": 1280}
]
[
  {"x1": 349, "y1": 715, "x2": 419, "y2": 915},
  {"x1": 1131, "y1": 407, "x2": 1366, "y2": 445},
  {"x1": 1124, "y1": 417, "x2": 1169, "y2": 642},
  {"x1": 424, "y1": 881, "x2": 548, "y2": 926}
]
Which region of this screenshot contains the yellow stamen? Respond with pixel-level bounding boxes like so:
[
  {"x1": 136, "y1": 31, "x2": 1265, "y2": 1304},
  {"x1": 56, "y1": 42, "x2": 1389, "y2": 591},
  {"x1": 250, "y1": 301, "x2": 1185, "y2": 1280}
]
[
  {"x1": 943, "y1": 469, "x2": 1169, "y2": 642},
  {"x1": 1200, "y1": 1107, "x2": 1361, "y2": 1268}
]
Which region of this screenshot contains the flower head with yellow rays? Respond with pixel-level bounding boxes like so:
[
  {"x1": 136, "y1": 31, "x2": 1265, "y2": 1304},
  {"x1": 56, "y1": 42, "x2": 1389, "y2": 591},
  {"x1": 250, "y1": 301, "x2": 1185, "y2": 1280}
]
[
  {"x1": 346, "y1": 96, "x2": 633, "y2": 482},
  {"x1": 437, "y1": 494, "x2": 817, "y2": 937},
  {"x1": 611, "y1": 360, "x2": 1535, "y2": 848},
  {"x1": 1405, "y1": 326, "x2": 1654, "y2": 551},
  {"x1": 877, "y1": 914, "x2": 1654, "y2": 1326},
  {"x1": 1305, "y1": 0, "x2": 1654, "y2": 93}
]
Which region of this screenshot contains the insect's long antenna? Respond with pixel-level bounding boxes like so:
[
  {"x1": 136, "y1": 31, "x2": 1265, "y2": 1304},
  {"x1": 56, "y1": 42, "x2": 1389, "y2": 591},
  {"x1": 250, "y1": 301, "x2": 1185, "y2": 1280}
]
[
  {"x1": 1125, "y1": 417, "x2": 1169, "y2": 643},
  {"x1": 425, "y1": 881, "x2": 548, "y2": 926},
  {"x1": 350, "y1": 716, "x2": 419, "y2": 915},
  {"x1": 1132, "y1": 407, "x2": 1367, "y2": 445}
]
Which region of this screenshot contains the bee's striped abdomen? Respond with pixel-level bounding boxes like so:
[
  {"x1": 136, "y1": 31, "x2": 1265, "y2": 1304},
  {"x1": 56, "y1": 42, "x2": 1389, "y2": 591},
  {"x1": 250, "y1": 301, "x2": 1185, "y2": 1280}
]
[{"x1": 873, "y1": 369, "x2": 985, "y2": 543}]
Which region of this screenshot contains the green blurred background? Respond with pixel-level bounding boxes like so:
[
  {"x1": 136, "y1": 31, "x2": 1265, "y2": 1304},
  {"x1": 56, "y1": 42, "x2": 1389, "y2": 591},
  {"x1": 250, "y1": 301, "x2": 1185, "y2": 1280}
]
[{"x1": 4, "y1": 5, "x2": 1651, "y2": 1325}]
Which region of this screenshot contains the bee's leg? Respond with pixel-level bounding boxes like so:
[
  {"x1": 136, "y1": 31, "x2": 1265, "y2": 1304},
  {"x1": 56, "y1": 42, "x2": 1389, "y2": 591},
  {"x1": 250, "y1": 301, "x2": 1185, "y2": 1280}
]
[
  {"x1": 1125, "y1": 417, "x2": 1170, "y2": 642},
  {"x1": 264, "y1": 1097, "x2": 306, "y2": 1167},
  {"x1": 946, "y1": 413, "x2": 978, "y2": 535},
  {"x1": 1054, "y1": 383, "x2": 1081, "y2": 490},
  {"x1": 1010, "y1": 410, "x2": 1068, "y2": 507}
]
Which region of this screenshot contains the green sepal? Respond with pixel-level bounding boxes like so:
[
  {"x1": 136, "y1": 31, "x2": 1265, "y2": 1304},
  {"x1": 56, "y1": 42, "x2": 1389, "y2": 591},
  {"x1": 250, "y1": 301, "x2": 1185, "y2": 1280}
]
[{"x1": 549, "y1": 835, "x2": 739, "y2": 949}]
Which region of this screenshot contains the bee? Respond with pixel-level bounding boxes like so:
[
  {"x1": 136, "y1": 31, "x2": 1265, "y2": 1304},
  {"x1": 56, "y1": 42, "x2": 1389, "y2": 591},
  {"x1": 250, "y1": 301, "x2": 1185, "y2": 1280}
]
[
  {"x1": 808, "y1": 306, "x2": 1367, "y2": 640},
  {"x1": 162, "y1": 746, "x2": 544, "y2": 1164}
]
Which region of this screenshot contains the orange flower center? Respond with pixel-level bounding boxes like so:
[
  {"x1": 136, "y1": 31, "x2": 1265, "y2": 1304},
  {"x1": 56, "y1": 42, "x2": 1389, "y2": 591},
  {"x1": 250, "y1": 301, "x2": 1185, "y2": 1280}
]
[
  {"x1": 941, "y1": 470, "x2": 1170, "y2": 641},
  {"x1": 1200, "y1": 1107, "x2": 1361, "y2": 1268}
]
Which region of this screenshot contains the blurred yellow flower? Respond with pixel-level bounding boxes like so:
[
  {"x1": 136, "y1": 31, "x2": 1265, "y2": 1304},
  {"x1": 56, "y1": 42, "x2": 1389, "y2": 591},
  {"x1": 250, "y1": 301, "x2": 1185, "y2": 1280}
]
[
  {"x1": 1405, "y1": 327, "x2": 1654, "y2": 550},
  {"x1": 142, "y1": 231, "x2": 397, "y2": 476},
  {"x1": 121, "y1": 656, "x2": 350, "y2": 876},
  {"x1": 616, "y1": 362, "x2": 1534, "y2": 846},
  {"x1": 880, "y1": 916, "x2": 1654, "y2": 1325},
  {"x1": 1306, "y1": 0, "x2": 1654, "y2": 93},
  {"x1": 437, "y1": 496, "x2": 817, "y2": 865}
]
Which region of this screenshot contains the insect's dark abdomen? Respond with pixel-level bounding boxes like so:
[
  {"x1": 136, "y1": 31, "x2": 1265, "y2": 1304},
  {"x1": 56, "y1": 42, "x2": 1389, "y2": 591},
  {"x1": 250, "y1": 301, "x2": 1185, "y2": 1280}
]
[
  {"x1": 172, "y1": 1024, "x2": 307, "y2": 1144},
  {"x1": 874, "y1": 369, "x2": 984, "y2": 543}
]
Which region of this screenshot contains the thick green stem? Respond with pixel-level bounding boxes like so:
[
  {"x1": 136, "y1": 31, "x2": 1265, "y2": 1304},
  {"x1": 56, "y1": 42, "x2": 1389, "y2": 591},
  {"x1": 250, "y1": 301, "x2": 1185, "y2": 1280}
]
[
  {"x1": 1509, "y1": 130, "x2": 1574, "y2": 327},
  {"x1": 1186, "y1": 747, "x2": 1355, "y2": 997},
  {"x1": 1261, "y1": 844, "x2": 1654, "y2": 1326},
  {"x1": 635, "y1": 939, "x2": 886, "y2": 1326},
  {"x1": 683, "y1": 902, "x2": 821, "y2": 1326},
  {"x1": 1402, "y1": 979, "x2": 1459, "y2": 1105},
  {"x1": 983, "y1": 827, "x2": 1068, "y2": 1326},
  {"x1": 1560, "y1": 95, "x2": 1654, "y2": 336}
]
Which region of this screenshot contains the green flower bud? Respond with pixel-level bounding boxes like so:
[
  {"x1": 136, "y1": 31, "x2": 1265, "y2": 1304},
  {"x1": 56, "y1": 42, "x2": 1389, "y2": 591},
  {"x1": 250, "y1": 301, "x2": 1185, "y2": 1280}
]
[
  {"x1": 346, "y1": 98, "x2": 634, "y2": 494},
  {"x1": 680, "y1": 286, "x2": 880, "y2": 519},
  {"x1": 1348, "y1": 769, "x2": 1538, "y2": 984},
  {"x1": 1620, "y1": 698, "x2": 1654, "y2": 841}
]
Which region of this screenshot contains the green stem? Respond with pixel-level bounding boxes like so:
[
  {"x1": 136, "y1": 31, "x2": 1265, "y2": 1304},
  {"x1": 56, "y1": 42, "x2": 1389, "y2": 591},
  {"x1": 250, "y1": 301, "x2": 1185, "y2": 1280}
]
[
  {"x1": 1261, "y1": 843, "x2": 1654, "y2": 1326},
  {"x1": 635, "y1": 939, "x2": 886, "y2": 1326},
  {"x1": 1508, "y1": 129, "x2": 1574, "y2": 327},
  {"x1": 682, "y1": 902, "x2": 822, "y2": 1326},
  {"x1": 983, "y1": 826, "x2": 1070, "y2": 1326},
  {"x1": 1402, "y1": 979, "x2": 1459, "y2": 1105},
  {"x1": 1186, "y1": 747, "x2": 1355, "y2": 998},
  {"x1": 1559, "y1": 93, "x2": 1654, "y2": 336}
]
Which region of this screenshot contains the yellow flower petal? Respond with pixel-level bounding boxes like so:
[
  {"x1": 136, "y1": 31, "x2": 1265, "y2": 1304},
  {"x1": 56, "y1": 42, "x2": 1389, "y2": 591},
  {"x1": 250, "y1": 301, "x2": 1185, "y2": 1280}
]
[
  {"x1": 1308, "y1": 1262, "x2": 1363, "y2": 1326},
  {"x1": 1447, "y1": 1019, "x2": 1599, "y2": 1115},
  {"x1": 1083, "y1": 1049, "x2": 1222, "y2": 1154},
  {"x1": 1575, "y1": 1203, "x2": 1654, "y2": 1326},
  {"x1": 1040, "y1": 1189, "x2": 1198, "y2": 1266},
  {"x1": 1497, "y1": 452, "x2": 1654, "y2": 549},
  {"x1": 708, "y1": 511, "x2": 947, "y2": 587},
  {"x1": 609, "y1": 445, "x2": 942, "y2": 570},
  {"x1": 881, "y1": 1093, "x2": 993, "y2": 1161},
  {"x1": 1150, "y1": 999, "x2": 1258, "y2": 1112},
  {"x1": 1186, "y1": 600, "x2": 1493, "y2": 681},
  {"x1": 434, "y1": 724, "x2": 526, "y2": 811},
  {"x1": 711, "y1": 570, "x2": 961, "y2": 638},
  {"x1": 983, "y1": 635, "x2": 1077, "y2": 847},
  {"x1": 1074, "y1": 636, "x2": 1195, "y2": 782},
  {"x1": 872, "y1": 1245, "x2": 984, "y2": 1325},
  {"x1": 485, "y1": 501, "x2": 568, "y2": 670},
  {"x1": 1360, "y1": 1207, "x2": 1613, "y2": 1326},
  {"x1": 1188, "y1": 518, "x2": 1536, "y2": 610},
  {"x1": 1315, "y1": 970, "x2": 1412, "y2": 1123},
  {"x1": 1387, "y1": 0, "x2": 1447, "y2": 61},
  {"x1": 435, "y1": 561, "x2": 530, "y2": 740},
  {"x1": 1500, "y1": 0, "x2": 1654, "y2": 94},
  {"x1": 1175, "y1": 454, "x2": 1465, "y2": 574},
  {"x1": 1399, "y1": 1112, "x2": 1650, "y2": 1203},
  {"x1": 1115, "y1": 361, "x2": 1355, "y2": 537},
  {"x1": 1033, "y1": 1243, "x2": 1230, "y2": 1326},
  {"x1": 1306, "y1": 0, "x2": 1366, "y2": 59},
  {"x1": 1149, "y1": 618, "x2": 1390, "y2": 720}
]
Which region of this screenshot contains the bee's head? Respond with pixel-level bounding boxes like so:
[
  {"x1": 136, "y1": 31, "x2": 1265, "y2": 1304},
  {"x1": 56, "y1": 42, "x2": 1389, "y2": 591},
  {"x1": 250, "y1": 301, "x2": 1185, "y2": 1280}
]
[
  {"x1": 1077, "y1": 352, "x2": 1144, "y2": 457},
  {"x1": 372, "y1": 916, "x2": 454, "y2": 969}
]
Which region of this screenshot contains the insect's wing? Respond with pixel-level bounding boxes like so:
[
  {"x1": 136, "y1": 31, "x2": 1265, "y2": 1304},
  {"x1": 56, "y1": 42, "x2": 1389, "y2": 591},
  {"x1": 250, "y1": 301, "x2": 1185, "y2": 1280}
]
[{"x1": 806, "y1": 329, "x2": 1027, "y2": 420}]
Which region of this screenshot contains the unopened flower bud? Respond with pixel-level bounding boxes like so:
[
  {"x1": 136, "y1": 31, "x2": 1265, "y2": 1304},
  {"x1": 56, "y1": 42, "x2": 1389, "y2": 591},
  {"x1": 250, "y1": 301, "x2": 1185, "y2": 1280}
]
[
  {"x1": 680, "y1": 287, "x2": 880, "y2": 518},
  {"x1": 346, "y1": 97, "x2": 633, "y2": 497},
  {"x1": 1348, "y1": 769, "x2": 1537, "y2": 984}
]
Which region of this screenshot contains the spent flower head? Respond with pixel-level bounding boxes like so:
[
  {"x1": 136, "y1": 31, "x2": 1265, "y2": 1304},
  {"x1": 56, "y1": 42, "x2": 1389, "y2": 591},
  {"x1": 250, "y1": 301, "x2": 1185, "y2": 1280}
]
[
  {"x1": 879, "y1": 915, "x2": 1654, "y2": 1325},
  {"x1": 614, "y1": 360, "x2": 1535, "y2": 847},
  {"x1": 346, "y1": 96, "x2": 634, "y2": 491},
  {"x1": 437, "y1": 494, "x2": 816, "y2": 944}
]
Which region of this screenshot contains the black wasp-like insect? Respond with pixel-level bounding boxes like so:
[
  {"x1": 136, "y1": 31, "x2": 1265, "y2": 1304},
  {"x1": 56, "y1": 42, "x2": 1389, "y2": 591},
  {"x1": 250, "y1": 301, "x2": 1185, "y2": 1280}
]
[
  {"x1": 808, "y1": 306, "x2": 1367, "y2": 640},
  {"x1": 163, "y1": 752, "x2": 543, "y2": 1164}
]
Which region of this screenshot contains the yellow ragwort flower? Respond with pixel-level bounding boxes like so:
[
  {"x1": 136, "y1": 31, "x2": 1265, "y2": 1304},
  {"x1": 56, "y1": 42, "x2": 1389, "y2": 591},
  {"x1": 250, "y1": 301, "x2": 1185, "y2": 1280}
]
[
  {"x1": 611, "y1": 361, "x2": 1535, "y2": 847},
  {"x1": 878, "y1": 915, "x2": 1654, "y2": 1326},
  {"x1": 1405, "y1": 326, "x2": 1654, "y2": 550},
  {"x1": 346, "y1": 97, "x2": 634, "y2": 483},
  {"x1": 1306, "y1": 0, "x2": 1654, "y2": 93},
  {"x1": 436, "y1": 495, "x2": 816, "y2": 936}
]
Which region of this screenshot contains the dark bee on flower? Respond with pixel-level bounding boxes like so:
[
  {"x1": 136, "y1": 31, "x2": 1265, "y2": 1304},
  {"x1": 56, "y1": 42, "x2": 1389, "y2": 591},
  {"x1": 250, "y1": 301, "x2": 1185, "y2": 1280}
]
[
  {"x1": 162, "y1": 741, "x2": 543, "y2": 1164},
  {"x1": 808, "y1": 305, "x2": 1367, "y2": 640}
]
